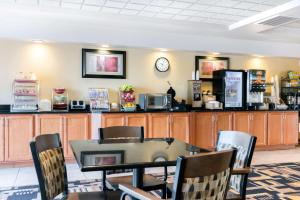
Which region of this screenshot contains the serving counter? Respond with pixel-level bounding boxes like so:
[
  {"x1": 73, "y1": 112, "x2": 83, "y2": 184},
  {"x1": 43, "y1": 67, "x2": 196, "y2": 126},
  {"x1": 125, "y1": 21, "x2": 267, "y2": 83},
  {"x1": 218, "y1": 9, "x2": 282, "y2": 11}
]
[{"x1": 0, "y1": 106, "x2": 298, "y2": 165}]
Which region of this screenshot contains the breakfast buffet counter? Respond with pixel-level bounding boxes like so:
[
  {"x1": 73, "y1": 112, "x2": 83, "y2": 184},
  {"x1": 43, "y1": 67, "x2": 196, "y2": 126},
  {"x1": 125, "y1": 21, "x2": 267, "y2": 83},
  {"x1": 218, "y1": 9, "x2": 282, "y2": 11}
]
[{"x1": 0, "y1": 107, "x2": 298, "y2": 165}]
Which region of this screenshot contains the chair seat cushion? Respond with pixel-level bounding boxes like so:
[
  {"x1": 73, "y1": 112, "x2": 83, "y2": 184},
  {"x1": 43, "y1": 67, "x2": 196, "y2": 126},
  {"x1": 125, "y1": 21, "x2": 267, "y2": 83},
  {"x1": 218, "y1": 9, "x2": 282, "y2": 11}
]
[
  {"x1": 226, "y1": 189, "x2": 242, "y2": 200},
  {"x1": 67, "y1": 191, "x2": 121, "y2": 200}
]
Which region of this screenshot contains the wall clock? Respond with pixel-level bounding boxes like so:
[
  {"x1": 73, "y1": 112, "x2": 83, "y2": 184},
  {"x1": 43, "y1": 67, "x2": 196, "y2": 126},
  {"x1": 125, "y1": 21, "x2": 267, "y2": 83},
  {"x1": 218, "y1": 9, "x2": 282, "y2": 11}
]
[{"x1": 155, "y1": 57, "x2": 170, "y2": 72}]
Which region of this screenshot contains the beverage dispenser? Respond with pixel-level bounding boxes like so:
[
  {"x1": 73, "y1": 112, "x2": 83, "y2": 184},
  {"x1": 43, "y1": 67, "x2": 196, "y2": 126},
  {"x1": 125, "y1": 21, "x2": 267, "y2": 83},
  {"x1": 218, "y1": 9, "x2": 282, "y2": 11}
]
[
  {"x1": 187, "y1": 80, "x2": 202, "y2": 108},
  {"x1": 246, "y1": 69, "x2": 266, "y2": 110}
]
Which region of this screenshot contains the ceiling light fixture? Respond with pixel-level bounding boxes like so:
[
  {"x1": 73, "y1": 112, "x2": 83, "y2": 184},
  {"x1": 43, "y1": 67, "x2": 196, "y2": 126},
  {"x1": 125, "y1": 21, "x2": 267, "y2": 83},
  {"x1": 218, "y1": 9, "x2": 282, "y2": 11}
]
[
  {"x1": 228, "y1": 0, "x2": 300, "y2": 30},
  {"x1": 211, "y1": 52, "x2": 220, "y2": 55},
  {"x1": 101, "y1": 44, "x2": 110, "y2": 48},
  {"x1": 160, "y1": 49, "x2": 168, "y2": 52},
  {"x1": 32, "y1": 39, "x2": 45, "y2": 44}
]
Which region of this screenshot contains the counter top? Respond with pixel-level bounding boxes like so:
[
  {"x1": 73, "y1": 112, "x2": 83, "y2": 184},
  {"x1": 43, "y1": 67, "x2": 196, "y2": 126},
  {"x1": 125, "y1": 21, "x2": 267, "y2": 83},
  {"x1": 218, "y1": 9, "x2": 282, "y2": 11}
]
[{"x1": 0, "y1": 104, "x2": 298, "y2": 114}]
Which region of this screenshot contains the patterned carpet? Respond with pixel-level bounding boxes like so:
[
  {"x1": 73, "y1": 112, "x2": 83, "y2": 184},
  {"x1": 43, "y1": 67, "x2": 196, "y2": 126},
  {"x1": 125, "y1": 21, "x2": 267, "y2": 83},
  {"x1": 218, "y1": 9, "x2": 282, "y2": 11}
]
[{"x1": 1, "y1": 162, "x2": 300, "y2": 200}]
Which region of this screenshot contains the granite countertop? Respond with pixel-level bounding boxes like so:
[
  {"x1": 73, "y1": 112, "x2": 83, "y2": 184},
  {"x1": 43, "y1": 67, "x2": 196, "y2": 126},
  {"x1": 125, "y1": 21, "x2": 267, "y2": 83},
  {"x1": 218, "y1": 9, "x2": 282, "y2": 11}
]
[{"x1": 0, "y1": 104, "x2": 298, "y2": 114}]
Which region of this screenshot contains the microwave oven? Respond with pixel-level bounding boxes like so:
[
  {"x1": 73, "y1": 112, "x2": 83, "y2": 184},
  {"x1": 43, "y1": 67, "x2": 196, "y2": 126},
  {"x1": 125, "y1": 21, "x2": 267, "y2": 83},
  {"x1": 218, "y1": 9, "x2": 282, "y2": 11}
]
[{"x1": 139, "y1": 93, "x2": 172, "y2": 111}]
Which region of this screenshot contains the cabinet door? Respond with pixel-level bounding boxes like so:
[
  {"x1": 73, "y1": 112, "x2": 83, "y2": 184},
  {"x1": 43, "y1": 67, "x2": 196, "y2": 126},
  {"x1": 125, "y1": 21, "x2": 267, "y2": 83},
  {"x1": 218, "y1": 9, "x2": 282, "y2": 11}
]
[
  {"x1": 233, "y1": 112, "x2": 251, "y2": 133},
  {"x1": 194, "y1": 113, "x2": 214, "y2": 149},
  {"x1": 148, "y1": 113, "x2": 170, "y2": 138},
  {"x1": 125, "y1": 114, "x2": 148, "y2": 137},
  {"x1": 101, "y1": 114, "x2": 125, "y2": 127},
  {"x1": 35, "y1": 114, "x2": 64, "y2": 141},
  {"x1": 268, "y1": 112, "x2": 283, "y2": 145},
  {"x1": 251, "y1": 112, "x2": 267, "y2": 146},
  {"x1": 0, "y1": 116, "x2": 4, "y2": 162},
  {"x1": 5, "y1": 115, "x2": 35, "y2": 161},
  {"x1": 64, "y1": 114, "x2": 90, "y2": 158},
  {"x1": 215, "y1": 112, "x2": 233, "y2": 142},
  {"x1": 170, "y1": 113, "x2": 190, "y2": 143},
  {"x1": 283, "y1": 112, "x2": 298, "y2": 145}
]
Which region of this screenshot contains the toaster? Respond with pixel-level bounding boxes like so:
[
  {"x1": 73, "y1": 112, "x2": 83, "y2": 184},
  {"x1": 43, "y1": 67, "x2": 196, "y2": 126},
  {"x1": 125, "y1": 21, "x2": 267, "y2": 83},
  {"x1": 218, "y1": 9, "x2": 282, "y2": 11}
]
[{"x1": 70, "y1": 100, "x2": 86, "y2": 110}]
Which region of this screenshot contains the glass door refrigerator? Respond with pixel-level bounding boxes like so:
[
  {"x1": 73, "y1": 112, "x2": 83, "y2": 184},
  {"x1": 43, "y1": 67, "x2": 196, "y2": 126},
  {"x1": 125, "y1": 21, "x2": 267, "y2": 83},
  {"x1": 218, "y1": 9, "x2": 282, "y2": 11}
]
[{"x1": 213, "y1": 69, "x2": 245, "y2": 110}]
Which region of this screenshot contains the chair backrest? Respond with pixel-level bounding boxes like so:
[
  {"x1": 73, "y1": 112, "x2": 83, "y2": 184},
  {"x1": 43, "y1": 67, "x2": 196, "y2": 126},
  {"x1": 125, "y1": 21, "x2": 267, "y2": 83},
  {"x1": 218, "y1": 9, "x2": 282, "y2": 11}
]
[
  {"x1": 99, "y1": 126, "x2": 144, "y2": 143},
  {"x1": 172, "y1": 149, "x2": 237, "y2": 200},
  {"x1": 216, "y1": 131, "x2": 257, "y2": 197},
  {"x1": 30, "y1": 133, "x2": 68, "y2": 200}
]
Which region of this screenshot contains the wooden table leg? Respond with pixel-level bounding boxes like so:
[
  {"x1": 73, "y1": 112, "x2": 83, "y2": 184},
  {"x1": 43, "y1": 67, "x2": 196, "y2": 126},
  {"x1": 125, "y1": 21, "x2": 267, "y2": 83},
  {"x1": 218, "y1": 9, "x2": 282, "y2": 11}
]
[{"x1": 132, "y1": 168, "x2": 144, "y2": 188}]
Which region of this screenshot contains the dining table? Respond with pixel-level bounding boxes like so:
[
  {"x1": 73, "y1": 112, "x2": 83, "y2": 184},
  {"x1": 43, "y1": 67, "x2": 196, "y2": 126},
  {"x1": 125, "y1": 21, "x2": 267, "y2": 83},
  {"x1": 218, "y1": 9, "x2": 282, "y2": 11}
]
[{"x1": 70, "y1": 138, "x2": 208, "y2": 189}]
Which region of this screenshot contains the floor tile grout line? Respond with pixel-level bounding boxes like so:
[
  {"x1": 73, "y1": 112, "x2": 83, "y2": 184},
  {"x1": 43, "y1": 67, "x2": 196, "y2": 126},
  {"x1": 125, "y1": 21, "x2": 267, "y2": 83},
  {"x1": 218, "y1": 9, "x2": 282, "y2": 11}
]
[{"x1": 12, "y1": 168, "x2": 20, "y2": 188}]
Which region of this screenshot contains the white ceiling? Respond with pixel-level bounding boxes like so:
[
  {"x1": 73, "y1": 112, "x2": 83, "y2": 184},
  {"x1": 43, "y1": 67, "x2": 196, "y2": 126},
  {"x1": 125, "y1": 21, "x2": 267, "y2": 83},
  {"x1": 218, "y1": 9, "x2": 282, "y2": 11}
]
[
  {"x1": 0, "y1": 0, "x2": 300, "y2": 57},
  {"x1": 2, "y1": 0, "x2": 291, "y2": 26}
]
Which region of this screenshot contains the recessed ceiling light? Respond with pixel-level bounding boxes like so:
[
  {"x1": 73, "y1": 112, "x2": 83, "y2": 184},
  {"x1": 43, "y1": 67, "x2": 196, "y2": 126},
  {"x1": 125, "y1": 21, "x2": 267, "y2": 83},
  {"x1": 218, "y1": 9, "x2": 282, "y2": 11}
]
[
  {"x1": 101, "y1": 44, "x2": 110, "y2": 48},
  {"x1": 211, "y1": 52, "x2": 220, "y2": 55},
  {"x1": 160, "y1": 49, "x2": 168, "y2": 52},
  {"x1": 253, "y1": 54, "x2": 264, "y2": 58},
  {"x1": 32, "y1": 40, "x2": 45, "y2": 44}
]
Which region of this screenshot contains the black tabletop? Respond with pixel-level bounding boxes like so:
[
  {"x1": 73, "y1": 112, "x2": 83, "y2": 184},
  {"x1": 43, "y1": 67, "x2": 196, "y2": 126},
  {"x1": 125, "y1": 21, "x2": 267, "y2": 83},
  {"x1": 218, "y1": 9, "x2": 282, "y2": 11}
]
[{"x1": 70, "y1": 138, "x2": 206, "y2": 172}]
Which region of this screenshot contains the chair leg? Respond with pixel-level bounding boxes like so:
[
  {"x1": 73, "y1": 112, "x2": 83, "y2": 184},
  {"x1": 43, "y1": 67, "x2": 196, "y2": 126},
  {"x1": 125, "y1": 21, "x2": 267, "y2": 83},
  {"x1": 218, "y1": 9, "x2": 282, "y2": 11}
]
[
  {"x1": 102, "y1": 170, "x2": 108, "y2": 191},
  {"x1": 164, "y1": 166, "x2": 168, "y2": 182}
]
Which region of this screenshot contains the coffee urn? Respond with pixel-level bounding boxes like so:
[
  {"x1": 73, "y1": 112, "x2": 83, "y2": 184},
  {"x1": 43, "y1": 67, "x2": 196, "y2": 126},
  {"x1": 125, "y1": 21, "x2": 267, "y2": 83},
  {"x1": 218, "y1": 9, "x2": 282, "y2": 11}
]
[{"x1": 187, "y1": 80, "x2": 202, "y2": 108}]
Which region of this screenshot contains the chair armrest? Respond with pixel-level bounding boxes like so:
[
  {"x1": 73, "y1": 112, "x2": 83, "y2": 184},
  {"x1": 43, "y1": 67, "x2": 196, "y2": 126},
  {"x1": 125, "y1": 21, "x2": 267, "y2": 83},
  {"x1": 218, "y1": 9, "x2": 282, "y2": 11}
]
[
  {"x1": 119, "y1": 184, "x2": 160, "y2": 200},
  {"x1": 232, "y1": 167, "x2": 251, "y2": 175}
]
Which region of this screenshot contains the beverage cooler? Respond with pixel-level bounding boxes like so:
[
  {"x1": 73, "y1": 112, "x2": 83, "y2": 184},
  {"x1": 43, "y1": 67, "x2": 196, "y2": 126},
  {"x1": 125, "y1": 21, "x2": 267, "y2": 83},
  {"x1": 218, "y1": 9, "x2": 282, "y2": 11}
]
[{"x1": 213, "y1": 70, "x2": 245, "y2": 110}]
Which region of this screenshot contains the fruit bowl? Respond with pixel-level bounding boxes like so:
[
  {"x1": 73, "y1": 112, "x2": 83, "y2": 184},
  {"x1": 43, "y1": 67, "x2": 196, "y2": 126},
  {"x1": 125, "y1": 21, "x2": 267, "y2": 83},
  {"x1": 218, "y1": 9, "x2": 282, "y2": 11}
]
[
  {"x1": 122, "y1": 106, "x2": 136, "y2": 112},
  {"x1": 54, "y1": 88, "x2": 65, "y2": 94}
]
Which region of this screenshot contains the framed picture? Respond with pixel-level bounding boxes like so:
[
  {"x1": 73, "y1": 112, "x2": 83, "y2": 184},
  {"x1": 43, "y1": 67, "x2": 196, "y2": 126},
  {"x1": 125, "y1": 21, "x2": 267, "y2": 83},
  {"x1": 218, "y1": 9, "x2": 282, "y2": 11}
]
[
  {"x1": 195, "y1": 56, "x2": 230, "y2": 79},
  {"x1": 82, "y1": 49, "x2": 126, "y2": 79},
  {"x1": 80, "y1": 150, "x2": 124, "y2": 166}
]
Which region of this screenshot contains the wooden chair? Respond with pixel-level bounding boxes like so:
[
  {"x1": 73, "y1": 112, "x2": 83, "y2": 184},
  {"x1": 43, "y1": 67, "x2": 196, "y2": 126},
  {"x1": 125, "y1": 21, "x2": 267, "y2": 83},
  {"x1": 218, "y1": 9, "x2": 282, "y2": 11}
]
[
  {"x1": 216, "y1": 131, "x2": 257, "y2": 200},
  {"x1": 119, "y1": 149, "x2": 237, "y2": 200},
  {"x1": 30, "y1": 133, "x2": 121, "y2": 200},
  {"x1": 99, "y1": 126, "x2": 167, "y2": 197}
]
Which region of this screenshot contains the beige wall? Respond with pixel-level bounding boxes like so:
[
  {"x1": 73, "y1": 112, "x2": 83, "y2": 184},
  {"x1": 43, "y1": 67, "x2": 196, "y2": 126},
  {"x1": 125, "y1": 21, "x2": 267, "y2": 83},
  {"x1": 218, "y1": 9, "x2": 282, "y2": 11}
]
[{"x1": 0, "y1": 39, "x2": 299, "y2": 104}]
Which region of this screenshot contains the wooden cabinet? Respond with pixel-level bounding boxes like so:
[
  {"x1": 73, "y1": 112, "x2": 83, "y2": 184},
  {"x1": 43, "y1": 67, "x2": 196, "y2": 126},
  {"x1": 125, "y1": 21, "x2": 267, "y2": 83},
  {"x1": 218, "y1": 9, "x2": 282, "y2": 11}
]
[
  {"x1": 170, "y1": 113, "x2": 190, "y2": 143},
  {"x1": 268, "y1": 112, "x2": 298, "y2": 146},
  {"x1": 64, "y1": 114, "x2": 90, "y2": 158},
  {"x1": 147, "y1": 113, "x2": 190, "y2": 142},
  {"x1": 194, "y1": 112, "x2": 232, "y2": 149},
  {"x1": 195, "y1": 112, "x2": 214, "y2": 149},
  {"x1": 126, "y1": 114, "x2": 148, "y2": 137},
  {"x1": 233, "y1": 112, "x2": 267, "y2": 146},
  {"x1": 101, "y1": 113, "x2": 148, "y2": 136},
  {"x1": 148, "y1": 113, "x2": 170, "y2": 138},
  {"x1": 101, "y1": 114, "x2": 126, "y2": 127},
  {"x1": 283, "y1": 112, "x2": 299, "y2": 145},
  {"x1": 4, "y1": 115, "x2": 35, "y2": 161},
  {"x1": 35, "y1": 114, "x2": 64, "y2": 139},
  {"x1": 251, "y1": 112, "x2": 268, "y2": 146},
  {"x1": 0, "y1": 116, "x2": 4, "y2": 162}
]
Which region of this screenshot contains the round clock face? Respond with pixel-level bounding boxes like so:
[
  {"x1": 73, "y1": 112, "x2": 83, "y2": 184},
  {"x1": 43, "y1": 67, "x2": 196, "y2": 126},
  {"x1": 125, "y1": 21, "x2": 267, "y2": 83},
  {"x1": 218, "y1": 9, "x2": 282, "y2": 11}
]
[{"x1": 155, "y1": 57, "x2": 170, "y2": 72}]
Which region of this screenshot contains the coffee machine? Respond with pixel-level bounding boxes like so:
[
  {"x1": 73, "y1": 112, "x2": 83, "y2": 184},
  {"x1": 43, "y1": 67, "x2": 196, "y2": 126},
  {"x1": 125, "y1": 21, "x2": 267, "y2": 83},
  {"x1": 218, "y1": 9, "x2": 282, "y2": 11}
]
[
  {"x1": 187, "y1": 80, "x2": 202, "y2": 108},
  {"x1": 246, "y1": 69, "x2": 266, "y2": 110}
]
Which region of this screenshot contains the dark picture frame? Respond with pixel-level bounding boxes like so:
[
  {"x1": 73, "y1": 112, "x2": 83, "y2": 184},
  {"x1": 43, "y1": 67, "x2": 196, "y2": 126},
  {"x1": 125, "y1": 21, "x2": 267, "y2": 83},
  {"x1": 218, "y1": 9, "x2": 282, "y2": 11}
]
[
  {"x1": 80, "y1": 150, "x2": 124, "y2": 166},
  {"x1": 82, "y1": 48, "x2": 126, "y2": 79},
  {"x1": 195, "y1": 56, "x2": 230, "y2": 80}
]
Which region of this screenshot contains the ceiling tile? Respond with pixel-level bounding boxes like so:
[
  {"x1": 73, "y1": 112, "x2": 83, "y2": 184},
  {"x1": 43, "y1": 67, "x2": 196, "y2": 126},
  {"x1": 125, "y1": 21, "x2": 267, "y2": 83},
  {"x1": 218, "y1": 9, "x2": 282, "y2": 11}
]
[
  {"x1": 120, "y1": 9, "x2": 139, "y2": 15},
  {"x1": 82, "y1": 4, "x2": 100, "y2": 11},
  {"x1": 39, "y1": 0, "x2": 60, "y2": 7},
  {"x1": 101, "y1": 7, "x2": 120, "y2": 13},
  {"x1": 139, "y1": 11, "x2": 156, "y2": 17},
  {"x1": 150, "y1": 0, "x2": 172, "y2": 7},
  {"x1": 144, "y1": 5, "x2": 162, "y2": 12},
  {"x1": 162, "y1": 7, "x2": 181, "y2": 14},
  {"x1": 61, "y1": 2, "x2": 81, "y2": 9},
  {"x1": 105, "y1": 1, "x2": 126, "y2": 8},
  {"x1": 125, "y1": 3, "x2": 145, "y2": 10},
  {"x1": 188, "y1": 3, "x2": 208, "y2": 11},
  {"x1": 16, "y1": 0, "x2": 38, "y2": 5},
  {"x1": 156, "y1": 13, "x2": 173, "y2": 19},
  {"x1": 129, "y1": 0, "x2": 151, "y2": 4},
  {"x1": 172, "y1": 15, "x2": 190, "y2": 20},
  {"x1": 84, "y1": 0, "x2": 105, "y2": 6},
  {"x1": 169, "y1": 1, "x2": 191, "y2": 9},
  {"x1": 180, "y1": 9, "x2": 199, "y2": 16}
]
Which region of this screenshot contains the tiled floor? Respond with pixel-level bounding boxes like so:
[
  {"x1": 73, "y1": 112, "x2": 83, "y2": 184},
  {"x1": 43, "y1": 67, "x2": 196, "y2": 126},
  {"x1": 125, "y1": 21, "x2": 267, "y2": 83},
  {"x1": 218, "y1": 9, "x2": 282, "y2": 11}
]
[{"x1": 1, "y1": 148, "x2": 300, "y2": 188}]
